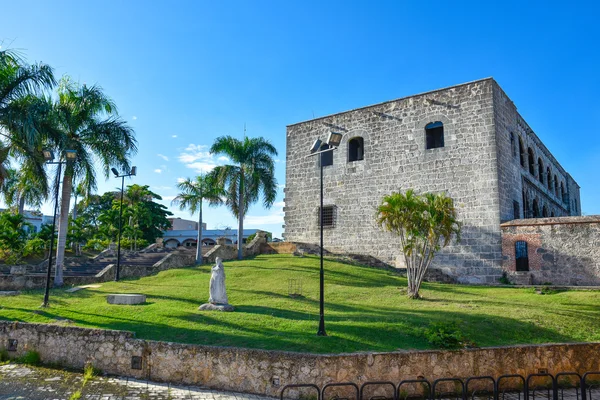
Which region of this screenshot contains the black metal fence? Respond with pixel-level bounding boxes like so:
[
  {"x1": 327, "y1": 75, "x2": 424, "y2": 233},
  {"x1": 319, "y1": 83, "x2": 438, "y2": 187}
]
[{"x1": 280, "y1": 371, "x2": 600, "y2": 400}]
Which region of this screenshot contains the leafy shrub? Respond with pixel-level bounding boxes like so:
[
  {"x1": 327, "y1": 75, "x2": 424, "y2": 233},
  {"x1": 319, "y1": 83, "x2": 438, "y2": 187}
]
[
  {"x1": 19, "y1": 350, "x2": 41, "y2": 365},
  {"x1": 83, "y1": 238, "x2": 108, "y2": 251},
  {"x1": 498, "y1": 271, "x2": 512, "y2": 285},
  {"x1": 424, "y1": 322, "x2": 465, "y2": 349},
  {"x1": 23, "y1": 237, "x2": 46, "y2": 257},
  {"x1": 0, "y1": 349, "x2": 9, "y2": 362}
]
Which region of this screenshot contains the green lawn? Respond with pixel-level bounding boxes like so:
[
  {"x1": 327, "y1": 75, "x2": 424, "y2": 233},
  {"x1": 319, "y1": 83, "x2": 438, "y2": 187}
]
[{"x1": 1, "y1": 254, "x2": 599, "y2": 353}]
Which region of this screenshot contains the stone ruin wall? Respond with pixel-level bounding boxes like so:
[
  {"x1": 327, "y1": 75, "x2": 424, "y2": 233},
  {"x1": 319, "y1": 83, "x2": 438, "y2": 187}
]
[
  {"x1": 284, "y1": 78, "x2": 503, "y2": 284},
  {"x1": 2, "y1": 321, "x2": 600, "y2": 397},
  {"x1": 501, "y1": 216, "x2": 600, "y2": 285}
]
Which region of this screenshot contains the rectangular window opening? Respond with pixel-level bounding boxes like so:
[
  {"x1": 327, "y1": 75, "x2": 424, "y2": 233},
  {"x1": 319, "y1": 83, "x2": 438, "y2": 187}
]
[{"x1": 319, "y1": 205, "x2": 336, "y2": 228}]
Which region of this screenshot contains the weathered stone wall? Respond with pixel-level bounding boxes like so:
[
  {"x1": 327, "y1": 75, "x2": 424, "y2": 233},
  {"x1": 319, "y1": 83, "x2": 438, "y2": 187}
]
[
  {"x1": 1, "y1": 322, "x2": 599, "y2": 397},
  {"x1": 284, "y1": 78, "x2": 502, "y2": 283},
  {"x1": 500, "y1": 216, "x2": 600, "y2": 285},
  {"x1": 492, "y1": 82, "x2": 580, "y2": 222}
]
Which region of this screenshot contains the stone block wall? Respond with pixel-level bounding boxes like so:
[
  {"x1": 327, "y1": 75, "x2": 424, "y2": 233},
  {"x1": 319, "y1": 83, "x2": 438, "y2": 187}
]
[
  {"x1": 493, "y1": 82, "x2": 580, "y2": 222},
  {"x1": 500, "y1": 216, "x2": 600, "y2": 285},
  {"x1": 284, "y1": 78, "x2": 502, "y2": 283},
  {"x1": 1, "y1": 321, "x2": 600, "y2": 397}
]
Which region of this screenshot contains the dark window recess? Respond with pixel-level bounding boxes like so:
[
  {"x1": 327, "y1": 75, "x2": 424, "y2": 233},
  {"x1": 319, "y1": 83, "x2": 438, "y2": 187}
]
[
  {"x1": 542, "y1": 205, "x2": 548, "y2": 218},
  {"x1": 510, "y1": 133, "x2": 516, "y2": 157},
  {"x1": 513, "y1": 200, "x2": 520, "y2": 220},
  {"x1": 546, "y1": 168, "x2": 552, "y2": 190},
  {"x1": 538, "y1": 158, "x2": 544, "y2": 184},
  {"x1": 515, "y1": 241, "x2": 529, "y2": 271},
  {"x1": 532, "y1": 199, "x2": 540, "y2": 218},
  {"x1": 348, "y1": 137, "x2": 364, "y2": 162},
  {"x1": 519, "y1": 137, "x2": 525, "y2": 167},
  {"x1": 319, "y1": 144, "x2": 333, "y2": 167},
  {"x1": 425, "y1": 121, "x2": 444, "y2": 149},
  {"x1": 319, "y1": 205, "x2": 336, "y2": 228},
  {"x1": 528, "y1": 148, "x2": 535, "y2": 175},
  {"x1": 7, "y1": 339, "x2": 17, "y2": 352}
]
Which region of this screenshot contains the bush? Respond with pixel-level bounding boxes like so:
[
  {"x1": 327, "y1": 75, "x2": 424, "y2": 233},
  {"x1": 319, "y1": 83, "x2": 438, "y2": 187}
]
[
  {"x1": 424, "y1": 322, "x2": 465, "y2": 349},
  {"x1": 499, "y1": 271, "x2": 512, "y2": 285},
  {"x1": 19, "y1": 350, "x2": 41, "y2": 365},
  {"x1": 23, "y1": 237, "x2": 46, "y2": 257}
]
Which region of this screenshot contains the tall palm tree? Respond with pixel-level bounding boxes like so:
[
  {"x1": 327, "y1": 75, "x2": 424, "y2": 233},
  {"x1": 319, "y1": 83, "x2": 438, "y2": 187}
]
[
  {"x1": 209, "y1": 136, "x2": 277, "y2": 260},
  {"x1": 48, "y1": 78, "x2": 137, "y2": 286},
  {"x1": 0, "y1": 49, "x2": 55, "y2": 194},
  {"x1": 172, "y1": 174, "x2": 223, "y2": 264},
  {"x1": 2, "y1": 167, "x2": 45, "y2": 214}
]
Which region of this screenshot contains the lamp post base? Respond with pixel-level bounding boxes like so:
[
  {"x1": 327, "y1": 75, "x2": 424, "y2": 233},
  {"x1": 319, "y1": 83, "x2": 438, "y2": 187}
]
[{"x1": 317, "y1": 319, "x2": 327, "y2": 336}]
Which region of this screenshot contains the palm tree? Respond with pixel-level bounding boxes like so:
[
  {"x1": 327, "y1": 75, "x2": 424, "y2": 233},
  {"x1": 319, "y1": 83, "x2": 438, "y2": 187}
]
[
  {"x1": 2, "y1": 167, "x2": 45, "y2": 214},
  {"x1": 0, "y1": 49, "x2": 55, "y2": 194},
  {"x1": 376, "y1": 190, "x2": 461, "y2": 299},
  {"x1": 172, "y1": 174, "x2": 223, "y2": 264},
  {"x1": 47, "y1": 78, "x2": 137, "y2": 286},
  {"x1": 209, "y1": 136, "x2": 277, "y2": 260}
]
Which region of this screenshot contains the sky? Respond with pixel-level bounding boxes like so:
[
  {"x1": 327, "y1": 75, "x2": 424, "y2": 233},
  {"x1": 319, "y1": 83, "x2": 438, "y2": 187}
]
[{"x1": 2, "y1": 0, "x2": 599, "y2": 238}]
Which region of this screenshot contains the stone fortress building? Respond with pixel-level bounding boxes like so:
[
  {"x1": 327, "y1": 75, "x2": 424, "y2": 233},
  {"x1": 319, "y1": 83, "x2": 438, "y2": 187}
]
[{"x1": 283, "y1": 78, "x2": 582, "y2": 284}]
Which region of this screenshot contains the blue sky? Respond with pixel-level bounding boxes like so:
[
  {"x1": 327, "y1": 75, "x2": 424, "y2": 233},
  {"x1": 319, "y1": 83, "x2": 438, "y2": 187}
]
[{"x1": 2, "y1": 0, "x2": 599, "y2": 237}]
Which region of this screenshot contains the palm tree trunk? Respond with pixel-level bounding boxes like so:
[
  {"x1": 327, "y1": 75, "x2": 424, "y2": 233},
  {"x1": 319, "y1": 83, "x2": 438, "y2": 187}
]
[
  {"x1": 18, "y1": 196, "x2": 25, "y2": 214},
  {"x1": 196, "y1": 203, "x2": 203, "y2": 265},
  {"x1": 237, "y1": 172, "x2": 244, "y2": 260},
  {"x1": 54, "y1": 172, "x2": 73, "y2": 287}
]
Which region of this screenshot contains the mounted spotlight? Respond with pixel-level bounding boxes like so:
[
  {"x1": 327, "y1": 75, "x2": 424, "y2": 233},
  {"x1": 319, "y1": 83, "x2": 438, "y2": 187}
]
[
  {"x1": 111, "y1": 168, "x2": 119, "y2": 177},
  {"x1": 327, "y1": 132, "x2": 343, "y2": 148},
  {"x1": 310, "y1": 139, "x2": 323, "y2": 154},
  {"x1": 42, "y1": 149, "x2": 54, "y2": 162},
  {"x1": 65, "y1": 150, "x2": 77, "y2": 161}
]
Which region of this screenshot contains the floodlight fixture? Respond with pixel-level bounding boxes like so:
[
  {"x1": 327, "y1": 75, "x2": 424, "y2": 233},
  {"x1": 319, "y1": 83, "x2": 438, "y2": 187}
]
[
  {"x1": 65, "y1": 150, "x2": 77, "y2": 160},
  {"x1": 42, "y1": 149, "x2": 54, "y2": 161},
  {"x1": 327, "y1": 132, "x2": 343, "y2": 148},
  {"x1": 130, "y1": 166, "x2": 137, "y2": 176},
  {"x1": 310, "y1": 139, "x2": 322, "y2": 154},
  {"x1": 111, "y1": 168, "x2": 119, "y2": 177}
]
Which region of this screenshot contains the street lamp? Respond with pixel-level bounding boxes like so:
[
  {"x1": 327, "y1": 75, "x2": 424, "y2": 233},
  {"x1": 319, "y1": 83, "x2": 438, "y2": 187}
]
[
  {"x1": 111, "y1": 166, "x2": 137, "y2": 282},
  {"x1": 42, "y1": 149, "x2": 77, "y2": 308},
  {"x1": 308, "y1": 132, "x2": 342, "y2": 336}
]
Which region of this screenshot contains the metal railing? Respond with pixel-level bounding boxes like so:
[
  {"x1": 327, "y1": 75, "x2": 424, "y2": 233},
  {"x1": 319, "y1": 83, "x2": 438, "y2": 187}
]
[{"x1": 280, "y1": 371, "x2": 600, "y2": 400}]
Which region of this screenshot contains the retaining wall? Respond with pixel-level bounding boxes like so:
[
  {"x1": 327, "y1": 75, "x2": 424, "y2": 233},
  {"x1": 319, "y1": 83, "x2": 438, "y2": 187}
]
[{"x1": 1, "y1": 321, "x2": 599, "y2": 397}]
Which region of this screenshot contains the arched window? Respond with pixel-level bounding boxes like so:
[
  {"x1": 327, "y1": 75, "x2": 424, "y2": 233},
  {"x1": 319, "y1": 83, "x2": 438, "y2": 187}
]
[
  {"x1": 522, "y1": 190, "x2": 528, "y2": 218},
  {"x1": 546, "y1": 168, "x2": 552, "y2": 190},
  {"x1": 554, "y1": 175, "x2": 559, "y2": 196},
  {"x1": 348, "y1": 137, "x2": 364, "y2": 162},
  {"x1": 528, "y1": 148, "x2": 535, "y2": 175},
  {"x1": 510, "y1": 133, "x2": 516, "y2": 157},
  {"x1": 519, "y1": 137, "x2": 525, "y2": 167},
  {"x1": 542, "y1": 205, "x2": 548, "y2": 217},
  {"x1": 551, "y1": 211, "x2": 555, "y2": 217},
  {"x1": 319, "y1": 143, "x2": 333, "y2": 167},
  {"x1": 538, "y1": 158, "x2": 544, "y2": 184},
  {"x1": 515, "y1": 241, "x2": 529, "y2": 271},
  {"x1": 532, "y1": 198, "x2": 540, "y2": 218},
  {"x1": 560, "y1": 182, "x2": 565, "y2": 202},
  {"x1": 425, "y1": 121, "x2": 444, "y2": 149}
]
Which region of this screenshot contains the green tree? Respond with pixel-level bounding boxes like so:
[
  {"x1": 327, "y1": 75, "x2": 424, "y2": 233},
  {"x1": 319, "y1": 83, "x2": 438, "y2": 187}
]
[
  {"x1": 0, "y1": 49, "x2": 55, "y2": 193},
  {"x1": 47, "y1": 78, "x2": 137, "y2": 286},
  {"x1": 1, "y1": 167, "x2": 45, "y2": 214},
  {"x1": 0, "y1": 211, "x2": 32, "y2": 264},
  {"x1": 172, "y1": 174, "x2": 223, "y2": 264},
  {"x1": 376, "y1": 190, "x2": 461, "y2": 299},
  {"x1": 209, "y1": 136, "x2": 278, "y2": 260}
]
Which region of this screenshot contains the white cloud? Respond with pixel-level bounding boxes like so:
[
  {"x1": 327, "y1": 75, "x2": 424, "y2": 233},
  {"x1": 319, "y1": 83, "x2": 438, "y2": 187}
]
[
  {"x1": 152, "y1": 186, "x2": 172, "y2": 190},
  {"x1": 154, "y1": 169, "x2": 162, "y2": 174},
  {"x1": 132, "y1": 116, "x2": 138, "y2": 120},
  {"x1": 245, "y1": 201, "x2": 285, "y2": 226},
  {"x1": 277, "y1": 184, "x2": 285, "y2": 189},
  {"x1": 178, "y1": 143, "x2": 227, "y2": 173},
  {"x1": 275, "y1": 159, "x2": 281, "y2": 163},
  {"x1": 172, "y1": 135, "x2": 178, "y2": 138},
  {"x1": 162, "y1": 195, "x2": 176, "y2": 201},
  {"x1": 177, "y1": 177, "x2": 186, "y2": 183},
  {"x1": 157, "y1": 154, "x2": 169, "y2": 161}
]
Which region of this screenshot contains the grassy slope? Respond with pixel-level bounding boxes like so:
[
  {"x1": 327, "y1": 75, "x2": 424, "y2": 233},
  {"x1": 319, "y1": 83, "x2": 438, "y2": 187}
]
[{"x1": 0, "y1": 254, "x2": 599, "y2": 353}]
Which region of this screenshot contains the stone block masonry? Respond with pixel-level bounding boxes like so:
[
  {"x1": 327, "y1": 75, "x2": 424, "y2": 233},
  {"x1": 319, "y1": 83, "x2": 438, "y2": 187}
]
[
  {"x1": 501, "y1": 216, "x2": 600, "y2": 285},
  {"x1": 284, "y1": 78, "x2": 580, "y2": 284},
  {"x1": 2, "y1": 321, "x2": 600, "y2": 397}
]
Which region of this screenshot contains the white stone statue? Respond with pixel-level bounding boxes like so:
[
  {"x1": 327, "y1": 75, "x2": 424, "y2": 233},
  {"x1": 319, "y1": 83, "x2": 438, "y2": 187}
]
[{"x1": 208, "y1": 257, "x2": 228, "y2": 304}]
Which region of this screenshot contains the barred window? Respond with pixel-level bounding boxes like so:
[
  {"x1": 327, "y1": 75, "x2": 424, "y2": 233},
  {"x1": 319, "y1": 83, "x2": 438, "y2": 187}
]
[
  {"x1": 425, "y1": 121, "x2": 444, "y2": 149},
  {"x1": 319, "y1": 205, "x2": 336, "y2": 228}
]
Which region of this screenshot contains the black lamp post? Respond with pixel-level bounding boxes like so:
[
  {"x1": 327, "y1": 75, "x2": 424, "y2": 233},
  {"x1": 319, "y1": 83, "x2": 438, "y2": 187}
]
[
  {"x1": 309, "y1": 132, "x2": 342, "y2": 336},
  {"x1": 41, "y1": 149, "x2": 77, "y2": 308},
  {"x1": 111, "y1": 166, "x2": 137, "y2": 282}
]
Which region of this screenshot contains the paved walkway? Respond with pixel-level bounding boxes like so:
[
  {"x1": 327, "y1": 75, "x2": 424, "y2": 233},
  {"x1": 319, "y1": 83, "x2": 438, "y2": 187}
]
[{"x1": 0, "y1": 364, "x2": 274, "y2": 400}]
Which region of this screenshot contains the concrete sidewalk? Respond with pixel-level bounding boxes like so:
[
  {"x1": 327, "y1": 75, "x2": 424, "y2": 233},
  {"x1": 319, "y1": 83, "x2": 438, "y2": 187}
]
[{"x1": 0, "y1": 363, "x2": 274, "y2": 400}]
